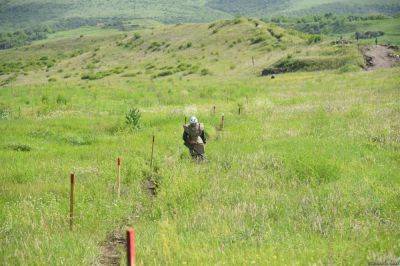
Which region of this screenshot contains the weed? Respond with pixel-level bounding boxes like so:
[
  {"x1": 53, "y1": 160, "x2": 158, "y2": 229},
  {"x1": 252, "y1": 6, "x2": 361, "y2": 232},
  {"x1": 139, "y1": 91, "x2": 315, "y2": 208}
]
[
  {"x1": 7, "y1": 144, "x2": 31, "y2": 152},
  {"x1": 0, "y1": 103, "x2": 11, "y2": 119},
  {"x1": 125, "y1": 108, "x2": 141, "y2": 129},
  {"x1": 56, "y1": 95, "x2": 67, "y2": 105}
]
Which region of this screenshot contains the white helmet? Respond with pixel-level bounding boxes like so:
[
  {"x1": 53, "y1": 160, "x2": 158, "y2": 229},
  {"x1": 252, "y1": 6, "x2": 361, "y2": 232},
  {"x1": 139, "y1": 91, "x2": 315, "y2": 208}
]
[{"x1": 189, "y1": 116, "x2": 198, "y2": 124}]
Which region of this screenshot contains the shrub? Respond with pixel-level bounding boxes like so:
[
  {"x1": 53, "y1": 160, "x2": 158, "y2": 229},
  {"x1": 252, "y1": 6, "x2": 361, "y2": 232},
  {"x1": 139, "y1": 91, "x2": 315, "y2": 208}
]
[
  {"x1": 267, "y1": 28, "x2": 283, "y2": 41},
  {"x1": 125, "y1": 108, "x2": 141, "y2": 129},
  {"x1": 307, "y1": 34, "x2": 322, "y2": 44},
  {"x1": 121, "y1": 72, "x2": 137, "y2": 77},
  {"x1": 157, "y1": 70, "x2": 173, "y2": 77},
  {"x1": 233, "y1": 17, "x2": 242, "y2": 24},
  {"x1": 178, "y1": 42, "x2": 192, "y2": 50},
  {"x1": 200, "y1": 68, "x2": 211, "y2": 76},
  {"x1": 133, "y1": 33, "x2": 141, "y2": 40},
  {"x1": 250, "y1": 36, "x2": 266, "y2": 44},
  {"x1": 81, "y1": 71, "x2": 111, "y2": 80},
  {"x1": 148, "y1": 41, "x2": 162, "y2": 51},
  {"x1": 7, "y1": 144, "x2": 31, "y2": 152}
]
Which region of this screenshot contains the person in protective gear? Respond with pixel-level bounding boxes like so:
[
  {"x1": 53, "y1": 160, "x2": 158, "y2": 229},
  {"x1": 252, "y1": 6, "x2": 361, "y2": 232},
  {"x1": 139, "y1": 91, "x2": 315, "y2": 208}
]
[{"x1": 183, "y1": 116, "x2": 206, "y2": 161}]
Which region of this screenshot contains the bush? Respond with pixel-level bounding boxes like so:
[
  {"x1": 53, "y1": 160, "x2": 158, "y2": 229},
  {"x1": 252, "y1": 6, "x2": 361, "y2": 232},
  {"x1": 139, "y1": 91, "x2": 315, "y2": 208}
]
[
  {"x1": 133, "y1": 33, "x2": 141, "y2": 40},
  {"x1": 307, "y1": 35, "x2": 322, "y2": 44},
  {"x1": 7, "y1": 144, "x2": 31, "y2": 152},
  {"x1": 250, "y1": 36, "x2": 266, "y2": 44},
  {"x1": 125, "y1": 108, "x2": 141, "y2": 129},
  {"x1": 81, "y1": 71, "x2": 111, "y2": 80},
  {"x1": 157, "y1": 70, "x2": 173, "y2": 77},
  {"x1": 200, "y1": 68, "x2": 211, "y2": 76}
]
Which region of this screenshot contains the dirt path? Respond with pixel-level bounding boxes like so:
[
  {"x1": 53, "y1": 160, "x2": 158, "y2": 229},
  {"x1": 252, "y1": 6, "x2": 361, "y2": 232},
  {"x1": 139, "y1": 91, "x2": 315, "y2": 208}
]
[
  {"x1": 99, "y1": 231, "x2": 126, "y2": 265},
  {"x1": 362, "y1": 45, "x2": 400, "y2": 70}
]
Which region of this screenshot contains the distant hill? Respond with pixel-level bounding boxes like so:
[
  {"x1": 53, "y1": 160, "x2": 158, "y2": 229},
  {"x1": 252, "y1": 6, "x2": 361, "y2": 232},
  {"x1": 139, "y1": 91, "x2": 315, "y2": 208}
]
[
  {"x1": 1, "y1": 0, "x2": 399, "y2": 30},
  {"x1": 0, "y1": 16, "x2": 370, "y2": 87}
]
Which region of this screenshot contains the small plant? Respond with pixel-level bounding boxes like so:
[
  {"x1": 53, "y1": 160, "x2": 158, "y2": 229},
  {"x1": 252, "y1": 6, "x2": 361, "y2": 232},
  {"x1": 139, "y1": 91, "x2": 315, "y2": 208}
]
[
  {"x1": 125, "y1": 108, "x2": 141, "y2": 129},
  {"x1": 0, "y1": 103, "x2": 11, "y2": 119},
  {"x1": 56, "y1": 95, "x2": 67, "y2": 105},
  {"x1": 41, "y1": 95, "x2": 49, "y2": 104},
  {"x1": 133, "y1": 33, "x2": 141, "y2": 40}
]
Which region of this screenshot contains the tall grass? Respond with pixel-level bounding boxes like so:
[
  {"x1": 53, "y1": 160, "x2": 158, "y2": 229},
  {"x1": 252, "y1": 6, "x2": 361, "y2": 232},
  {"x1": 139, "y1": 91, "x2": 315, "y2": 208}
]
[{"x1": 1, "y1": 67, "x2": 399, "y2": 264}]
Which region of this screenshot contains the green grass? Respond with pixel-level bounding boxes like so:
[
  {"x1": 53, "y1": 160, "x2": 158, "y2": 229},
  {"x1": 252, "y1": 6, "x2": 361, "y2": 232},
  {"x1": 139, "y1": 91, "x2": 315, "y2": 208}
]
[
  {"x1": 0, "y1": 17, "x2": 400, "y2": 265},
  {"x1": 321, "y1": 17, "x2": 400, "y2": 45}
]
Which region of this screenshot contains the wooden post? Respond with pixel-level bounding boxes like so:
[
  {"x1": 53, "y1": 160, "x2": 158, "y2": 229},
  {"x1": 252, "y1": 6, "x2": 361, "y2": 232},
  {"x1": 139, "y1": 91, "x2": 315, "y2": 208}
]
[
  {"x1": 150, "y1": 135, "x2": 155, "y2": 169},
  {"x1": 69, "y1": 173, "x2": 75, "y2": 231},
  {"x1": 252, "y1": 56, "x2": 255, "y2": 67},
  {"x1": 238, "y1": 107, "x2": 241, "y2": 115},
  {"x1": 220, "y1": 114, "x2": 225, "y2": 130},
  {"x1": 126, "y1": 228, "x2": 136, "y2": 266},
  {"x1": 117, "y1": 157, "x2": 121, "y2": 197},
  {"x1": 212, "y1": 106, "x2": 216, "y2": 115}
]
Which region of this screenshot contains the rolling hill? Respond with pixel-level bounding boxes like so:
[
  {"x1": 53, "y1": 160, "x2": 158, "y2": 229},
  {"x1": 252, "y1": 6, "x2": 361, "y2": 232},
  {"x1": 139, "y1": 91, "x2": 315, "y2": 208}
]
[
  {"x1": 1, "y1": 0, "x2": 399, "y2": 31},
  {"x1": 0, "y1": 17, "x2": 367, "y2": 87}
]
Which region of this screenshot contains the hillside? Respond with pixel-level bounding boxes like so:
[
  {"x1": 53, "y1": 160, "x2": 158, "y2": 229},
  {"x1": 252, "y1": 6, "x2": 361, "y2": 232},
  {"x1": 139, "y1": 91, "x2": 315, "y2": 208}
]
[
  {"x1": 0, "y1": 17, "x2": 368, "y2": 87},
  {"x1": 1, "y1": 0, "x2": 399, "y2": 31}
]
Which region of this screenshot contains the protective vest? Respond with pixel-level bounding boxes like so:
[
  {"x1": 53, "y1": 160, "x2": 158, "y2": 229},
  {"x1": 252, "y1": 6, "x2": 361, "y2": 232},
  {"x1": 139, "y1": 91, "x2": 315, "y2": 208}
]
[{"x1": 184, "y1": 123, "x2": 204, "y2": 144}]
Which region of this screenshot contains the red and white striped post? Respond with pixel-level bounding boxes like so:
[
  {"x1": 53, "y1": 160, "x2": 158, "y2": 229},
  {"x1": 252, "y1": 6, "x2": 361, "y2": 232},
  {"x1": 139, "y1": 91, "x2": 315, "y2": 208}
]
[
  {"x1": 117, "y1": 157, "x2": 121, "y2": 197},
  {"x1": 127, "y1": 228, "x2": 136, "y2": 266}
]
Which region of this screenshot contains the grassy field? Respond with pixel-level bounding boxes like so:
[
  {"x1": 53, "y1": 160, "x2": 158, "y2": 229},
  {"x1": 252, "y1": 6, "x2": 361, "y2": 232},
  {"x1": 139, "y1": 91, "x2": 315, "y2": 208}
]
[{"x1": 1, "y1": 18, "x2": 400, "y2": 265}]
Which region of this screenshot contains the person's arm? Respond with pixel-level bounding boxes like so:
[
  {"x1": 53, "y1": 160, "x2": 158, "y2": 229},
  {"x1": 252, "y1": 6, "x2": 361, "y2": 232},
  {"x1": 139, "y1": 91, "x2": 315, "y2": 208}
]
[
  {"x1": 200, "y1": 130, "x2": 206, "y2": 144},
  {"x1": 183, "y1": 131, "x2": 189, "y2": 142}
]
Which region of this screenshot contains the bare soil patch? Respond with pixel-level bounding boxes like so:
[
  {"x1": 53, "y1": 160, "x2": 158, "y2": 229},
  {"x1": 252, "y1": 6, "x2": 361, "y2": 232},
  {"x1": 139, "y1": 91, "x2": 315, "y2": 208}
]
[
  {"x1": 99, "y1": 231, "x2": 126, "y2": 265},
  {"x1": 362, "y1": 45, "x2": 400, "y2": 70}
]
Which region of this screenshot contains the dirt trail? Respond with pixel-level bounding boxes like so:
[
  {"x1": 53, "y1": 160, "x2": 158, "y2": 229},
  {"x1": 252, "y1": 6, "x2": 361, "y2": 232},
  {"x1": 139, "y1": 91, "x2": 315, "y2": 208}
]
[
  {"x1": 99, "y1": 231, "x2": 126, "y2": 265},
  {"x1": 362, "y1": 45, "x2": 400, "y2": 70}
]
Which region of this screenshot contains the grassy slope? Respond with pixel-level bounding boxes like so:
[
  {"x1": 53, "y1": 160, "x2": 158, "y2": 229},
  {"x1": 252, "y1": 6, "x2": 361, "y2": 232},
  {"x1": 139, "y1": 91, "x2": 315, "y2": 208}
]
[
  {"x1": 354, "y1": 17, "x2": 400, "y2": 45},
  {"x1": 276, "y1": 16, "x2": 400, "y2": 46},
  {"x1": 1, "y1": 19, "x2": 400, "y2": 264},
  {"x1": 285, "y1": 0, "x2": 400, "y2": 16},
  {"x1": 0, "y1": 18, "x2": 365, "y2": 86},
  {"x1": 317, "y1": 17, "x2": 400, "y2": 45}
]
